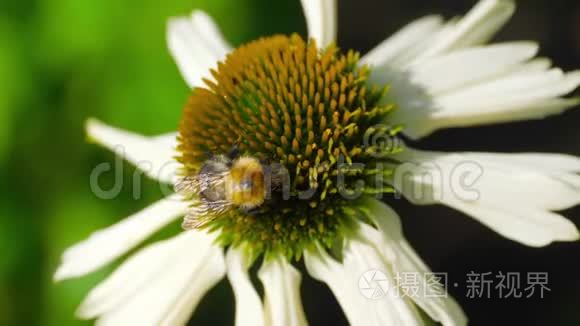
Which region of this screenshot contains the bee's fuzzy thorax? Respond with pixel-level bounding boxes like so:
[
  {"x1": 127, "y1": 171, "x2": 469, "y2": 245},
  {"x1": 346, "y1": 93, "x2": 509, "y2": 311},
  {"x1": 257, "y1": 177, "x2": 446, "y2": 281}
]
[{"x1": 226, "y1": 156, "x2": 266, "y2": 208}]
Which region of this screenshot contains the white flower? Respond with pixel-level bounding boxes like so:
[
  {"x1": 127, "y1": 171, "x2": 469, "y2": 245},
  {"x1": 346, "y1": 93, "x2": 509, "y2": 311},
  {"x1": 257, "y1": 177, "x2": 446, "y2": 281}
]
[{"x1": 55, "y1": 0, "x2": 579, "y2": 325}]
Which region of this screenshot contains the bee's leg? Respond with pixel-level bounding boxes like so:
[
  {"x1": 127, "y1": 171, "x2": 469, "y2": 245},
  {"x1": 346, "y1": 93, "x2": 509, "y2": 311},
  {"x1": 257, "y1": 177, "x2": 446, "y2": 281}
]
[
  {"x1": 240, "y1": 206, "x2": 267, "y2": 216},
  {"x1": 266, "y1": 193, "x2": 280, "y2": 207},
  {"x1": 227, "y1": 145, "x2": 240, "y2": 160}
]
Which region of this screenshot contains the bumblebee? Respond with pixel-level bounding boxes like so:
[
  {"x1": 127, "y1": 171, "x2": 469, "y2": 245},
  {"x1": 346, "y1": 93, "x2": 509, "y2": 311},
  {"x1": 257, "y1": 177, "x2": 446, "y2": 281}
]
[{"x1": 176, "y1": 149, "x2": 282, "y2": 229}]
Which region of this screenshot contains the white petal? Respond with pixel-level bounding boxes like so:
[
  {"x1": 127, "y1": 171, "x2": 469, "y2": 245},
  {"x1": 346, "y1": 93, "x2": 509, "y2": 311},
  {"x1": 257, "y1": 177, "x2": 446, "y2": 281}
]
[
  {"x1": 417, "y1": 0, "x2": 516, "y2": 60},
  {"x1": 153, "y1": 132, "x2": 179, "y2": 149},
  {"x1": 360, "y1": 198, "x2": 467, "y2": 326},
  {"x1": 436, "y1": 98, "x2": 579, "y2": 132},
  {"x1": 86, "y1": 118, "x2": 180, "y2": 184},
  {"x1": 509, "y1": 57, "x2": 553, "y2": 75},
  {"x1": 446, "y1": 200, "x2": 579, "y2": 247},
  {"x1": 402, "y1": 150, "x2": 580, "y2": 211},
  {"x1": 226, "y1": 248, "x2": 264, "y2": 326},
  {"x1": 54, "y1": 195, "x2": 188, "y2": 281},
  {"x1": 461, "y1": 152, "x2": 580, "y2": 173},
  {"x1": 167, "y1": 10, "x2": 232, "y2": 88},
  {"x1": 300, "y1": 0, "x2": 337, "y2": 48},
  {"x1": 304, "y1": 245, "x2": 366, "y2": 325},
  {"x1": 435, "y1": 70, "x2": 580, "y2": 106},
  {"x1": 375, "y1": 0, "x2": 580, "y2": 139},
  {"x1": 395, "y1": 98, "x2": 579, "y2": 140},
  {"x1": 361, "y1": 15, "x2": 444, "y2": 67},
  {"x1": 305, "y1": 239, "x2": 424, "y2": 326},
  {"x1": 159, "y1": 238, "x2": 225, "y2": 326},
  {"x1": 391, "y1": 148, "x2": 580, "y2": 246},
  {"x1": 407, "y1": 42, "x2": 539, "y2": 95},
  {"x1": 79, "y1": 230, "x2": 225, "y2": 325},
  {"x1": 390, "y1": 65, "x2": 580, "y2": 139},
  {"x1": 258, "y1": 257, "x2": 308, "y2": 326}
]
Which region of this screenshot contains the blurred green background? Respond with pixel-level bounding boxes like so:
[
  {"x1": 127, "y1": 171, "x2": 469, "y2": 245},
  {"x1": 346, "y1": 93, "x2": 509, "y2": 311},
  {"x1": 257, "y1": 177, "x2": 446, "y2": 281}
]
[{"x1": 0, "y1": 0, "x2": 578, "y2": 325}]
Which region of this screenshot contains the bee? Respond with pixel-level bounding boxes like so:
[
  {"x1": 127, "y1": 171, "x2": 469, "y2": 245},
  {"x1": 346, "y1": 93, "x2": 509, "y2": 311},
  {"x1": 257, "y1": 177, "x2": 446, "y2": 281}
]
[{"x1": 176, "y1": 149, "x2": 285, "y2": 229}]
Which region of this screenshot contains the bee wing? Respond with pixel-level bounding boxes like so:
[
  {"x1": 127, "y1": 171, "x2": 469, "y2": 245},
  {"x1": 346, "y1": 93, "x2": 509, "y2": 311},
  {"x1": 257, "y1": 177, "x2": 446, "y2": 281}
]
[
  {"x1": 174, "y1": 175, "x2": 199, "y2": 194},
  {"x1": 177, "y1": 170, "x2": 232, "y2": 230},
  {"x1": 175, "y1": 172, "x2": 229, "y2": 194},
  {"x1": 181, "y1": 200, "x2": 233, "y2": 230},
  {"x1": 182, "y1": 211, "x2": 215, "y2": 230}
]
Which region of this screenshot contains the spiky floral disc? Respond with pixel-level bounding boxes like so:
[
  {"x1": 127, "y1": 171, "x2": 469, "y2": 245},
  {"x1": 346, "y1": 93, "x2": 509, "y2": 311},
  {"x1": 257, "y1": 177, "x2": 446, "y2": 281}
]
[{"x1": 178, "y1": 34, "x2": 401, "y2": 258}]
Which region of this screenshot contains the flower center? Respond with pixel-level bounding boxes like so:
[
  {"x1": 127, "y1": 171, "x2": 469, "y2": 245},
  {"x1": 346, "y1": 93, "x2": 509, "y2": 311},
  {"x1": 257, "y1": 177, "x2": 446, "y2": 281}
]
[{"x1": 177, "y1": 34, "x2": 401, "y2": 258}]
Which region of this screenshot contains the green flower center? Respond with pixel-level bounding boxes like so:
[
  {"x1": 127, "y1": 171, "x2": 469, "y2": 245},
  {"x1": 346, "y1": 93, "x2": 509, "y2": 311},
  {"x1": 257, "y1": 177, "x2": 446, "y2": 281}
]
[{"x1": 177, "y1": 34, "x2": 402, "y2": 258}]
